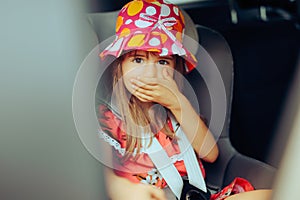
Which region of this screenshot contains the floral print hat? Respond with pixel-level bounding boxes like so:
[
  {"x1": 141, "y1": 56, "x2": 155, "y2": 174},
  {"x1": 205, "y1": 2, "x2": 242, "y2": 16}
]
[{"x1": 100, "y1": 0, "x2": 198, "y2": 72}]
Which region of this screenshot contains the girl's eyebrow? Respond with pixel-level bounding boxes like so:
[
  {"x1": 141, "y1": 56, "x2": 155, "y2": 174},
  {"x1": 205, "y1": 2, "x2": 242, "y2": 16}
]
[
  {"x1": 126, "y1": 53, "x2": 173, "y2": 60},
  {"x1": 159, "y1": 56, "x2": 174, "y2": 61}
]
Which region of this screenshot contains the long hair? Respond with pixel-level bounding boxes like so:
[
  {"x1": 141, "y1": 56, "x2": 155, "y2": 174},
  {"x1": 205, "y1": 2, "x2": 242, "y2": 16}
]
[{"x1": 99, "y1": 51, "x2": 185, "y2": 159}]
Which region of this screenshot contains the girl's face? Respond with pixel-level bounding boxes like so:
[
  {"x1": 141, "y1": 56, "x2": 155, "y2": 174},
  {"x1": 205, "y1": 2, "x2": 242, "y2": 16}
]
[{"x1": 121, "y1": 50, "x2": 176, "y2": 96}]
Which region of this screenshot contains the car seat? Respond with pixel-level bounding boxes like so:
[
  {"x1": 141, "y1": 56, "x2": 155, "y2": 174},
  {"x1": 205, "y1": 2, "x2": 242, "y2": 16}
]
[
  {"x1": 87, "y1": 7, "x2": 276, "y2": 193},
  {"x1": 190, "y1": 24, "x2": 276, "y2": 191}
]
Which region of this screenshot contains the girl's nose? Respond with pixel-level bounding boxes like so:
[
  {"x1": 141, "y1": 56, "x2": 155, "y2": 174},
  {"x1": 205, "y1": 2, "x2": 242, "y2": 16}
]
[{"x1": 143, "y1": 62, "x2": 158, "y2": 78}]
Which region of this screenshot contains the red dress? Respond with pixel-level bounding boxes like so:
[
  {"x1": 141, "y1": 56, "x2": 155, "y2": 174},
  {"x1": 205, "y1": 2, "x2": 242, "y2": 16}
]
[{"x1": 98, "y1": 105, "x2": 254, "y2": 199}]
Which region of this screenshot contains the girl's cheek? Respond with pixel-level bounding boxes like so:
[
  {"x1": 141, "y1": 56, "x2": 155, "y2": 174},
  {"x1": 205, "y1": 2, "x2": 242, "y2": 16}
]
[
  {"x1": 122, "y1": 74, "x2": 134, "y2": 94},
  {"x1": 166, "y1": 67, "x2": 175, "y2": 76}
]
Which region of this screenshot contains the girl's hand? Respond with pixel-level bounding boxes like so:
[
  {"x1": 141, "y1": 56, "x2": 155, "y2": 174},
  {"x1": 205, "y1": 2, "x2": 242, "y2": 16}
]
[
  {"x1": 106, "y1": 167, "x2": 167, "y2": 200},
  {"x1": 130, "y1": 68, "x2": 183, "y2": 110}
]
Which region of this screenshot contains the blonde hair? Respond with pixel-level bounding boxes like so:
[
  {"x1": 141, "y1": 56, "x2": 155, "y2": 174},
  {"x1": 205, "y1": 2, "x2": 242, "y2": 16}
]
[{"x1": 101, "y1": 51, "x2": 185, "y2": 160}]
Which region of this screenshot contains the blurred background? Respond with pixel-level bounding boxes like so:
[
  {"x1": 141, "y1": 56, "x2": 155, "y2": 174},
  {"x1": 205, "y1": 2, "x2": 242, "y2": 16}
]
[
  {"x1": 0, "y1": 0, "x2": 106, "y2": 199},
  {"x1": 0, "y1": 0, "x2": 299, "y2": 199}
]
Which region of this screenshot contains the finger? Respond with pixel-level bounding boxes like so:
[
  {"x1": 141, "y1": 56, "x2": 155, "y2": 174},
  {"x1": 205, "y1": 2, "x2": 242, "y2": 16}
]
[
  {"x1": 131, "y1": 78, "x2": 156, "y2": 90},
  {"x1": 136, "y1": 77, "x2": 159, "y2": 86},
  {"x1": 135, "y1": 95, "x2": 150, "y2": 102},
  {"x1": 135, "y1": 78, "x2": 170, "y2": 91},
  {"x1": 149, "y1": 187, "x2": 167, "y2": 200},
  {"x1": 132, "y1": 85, "x2": 155, "y2": 97},
  {"x1": 134, "y1": 90, "x2": 153, "y2": 102}
]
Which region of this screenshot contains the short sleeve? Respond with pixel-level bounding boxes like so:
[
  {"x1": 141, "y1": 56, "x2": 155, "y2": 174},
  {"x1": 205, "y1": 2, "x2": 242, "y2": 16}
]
[{"x1": 98, "y1": 104, "x2": 127, "y2": 148}]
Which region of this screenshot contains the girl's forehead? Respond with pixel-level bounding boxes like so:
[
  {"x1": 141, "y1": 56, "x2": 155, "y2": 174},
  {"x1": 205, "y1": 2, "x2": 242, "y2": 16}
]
[{"x1": 126, "y1": 50, "x2": 148, "y2": 56}]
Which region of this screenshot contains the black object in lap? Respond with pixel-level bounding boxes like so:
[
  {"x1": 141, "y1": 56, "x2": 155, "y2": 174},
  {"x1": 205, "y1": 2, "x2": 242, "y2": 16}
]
[{"x1": 180, "y1": 178, "x2": 211, "y2": 200}]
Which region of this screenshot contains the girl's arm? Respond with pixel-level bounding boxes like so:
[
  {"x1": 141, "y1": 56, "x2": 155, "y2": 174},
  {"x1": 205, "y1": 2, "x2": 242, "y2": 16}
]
[
  {"x1": 168, "y1": 93, "x2": 219, "y2": 163},
  {"x1": 104, "y1": 167, "x2": 167, "y2": 200},
  {"x1": 130, "y1": 69, "x2": 219, "y2": 163}
]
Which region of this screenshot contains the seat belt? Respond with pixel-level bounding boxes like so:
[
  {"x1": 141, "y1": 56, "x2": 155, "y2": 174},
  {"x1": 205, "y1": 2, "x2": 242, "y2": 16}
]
[
  {"x1": 108, "y1": 102, "x2": 207, "y2": 197},
  {"x1": 145, "y1": 117, "x2": 207, "y2": 199},
  {"x1": 145, "y1": 136, "x2": 184, "y2": 199},
  {"x1": 170, "y1": 117, "x2": 207, "y2": 193}
]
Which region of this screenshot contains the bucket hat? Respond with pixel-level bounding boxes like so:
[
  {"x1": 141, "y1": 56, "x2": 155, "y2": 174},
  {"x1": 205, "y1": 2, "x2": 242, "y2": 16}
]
[{"x1": 100, "y1": 0, "x2": 198, "y2": 72}]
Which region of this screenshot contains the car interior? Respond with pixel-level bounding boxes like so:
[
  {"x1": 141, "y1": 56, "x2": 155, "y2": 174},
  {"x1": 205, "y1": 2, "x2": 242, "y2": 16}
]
[
  {"x1": 89, "y1": 0, "x2": 299, "y2": 193},
  {"x1": 1, "y1": 0, "x2": 299, "y2": 199}
]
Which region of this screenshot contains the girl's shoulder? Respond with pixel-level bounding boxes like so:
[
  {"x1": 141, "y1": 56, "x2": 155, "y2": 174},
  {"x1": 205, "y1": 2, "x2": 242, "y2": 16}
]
[
  {"x1": 98, "y1": 104, "x2": 113, "y2": 117},
  {"x1": 97, "y1": 104, "x2": 127, "y2": 143}
]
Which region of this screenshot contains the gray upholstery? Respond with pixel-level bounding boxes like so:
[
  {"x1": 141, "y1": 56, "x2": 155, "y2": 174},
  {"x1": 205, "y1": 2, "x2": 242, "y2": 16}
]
[
  {"x1": 87, "y1": 11, "x2": 119, "y2": 43},
  {"x1": 191, "y1": 25, "x2": 276, "y2": 190}
]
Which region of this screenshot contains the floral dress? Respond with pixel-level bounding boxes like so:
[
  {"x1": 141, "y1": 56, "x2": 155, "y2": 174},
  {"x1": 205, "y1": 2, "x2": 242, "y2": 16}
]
[{"x1": 98, "y1": 104, "x2": 254, "y2": 199}]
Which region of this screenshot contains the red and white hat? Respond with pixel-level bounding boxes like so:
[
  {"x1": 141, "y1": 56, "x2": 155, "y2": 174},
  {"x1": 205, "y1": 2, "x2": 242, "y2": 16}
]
[{"x1": 100, "y1": 0, "x2": 198, "y2": 72}]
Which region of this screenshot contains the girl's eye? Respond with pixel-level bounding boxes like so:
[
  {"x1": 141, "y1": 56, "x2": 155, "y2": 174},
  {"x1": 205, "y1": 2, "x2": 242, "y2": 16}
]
[
  {"x1": 132, "y1": 57, "x2": 144, "y2": 64},
  {"x1": 158, "y1": 60, "x2": 169, "y2": 65}
]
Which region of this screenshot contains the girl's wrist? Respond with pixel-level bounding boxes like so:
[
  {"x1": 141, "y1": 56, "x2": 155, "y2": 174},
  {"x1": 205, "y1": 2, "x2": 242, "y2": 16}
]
[{"x1": 168, "y1": 93, "x2": 187, "y2": 113}]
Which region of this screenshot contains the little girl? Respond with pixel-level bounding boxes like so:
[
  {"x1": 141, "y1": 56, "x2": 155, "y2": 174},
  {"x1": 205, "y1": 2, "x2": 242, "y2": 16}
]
[{"x1": 97, "y1": 0, "x2": 272, "y2": 199}]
